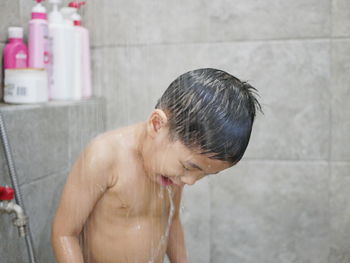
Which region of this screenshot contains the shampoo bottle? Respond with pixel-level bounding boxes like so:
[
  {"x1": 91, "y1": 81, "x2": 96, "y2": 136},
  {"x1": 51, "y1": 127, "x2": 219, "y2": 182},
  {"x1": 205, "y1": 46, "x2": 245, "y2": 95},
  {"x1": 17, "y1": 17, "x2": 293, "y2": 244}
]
[
  {"x1": 61, "y1": 3, "x2": 82, "y2": 100},
  {"x1": 3, "y1": 27, "x2": 28, "y2": 69},
  {"x1": 69, "y1": 1, "x2": 92, "y2": 99},
  {"x1": 48, "y1": 0, "x2": 75, "y2": 100},
  {"x1": 28, "y1": 0, "x2": 50, "y2": 69}
]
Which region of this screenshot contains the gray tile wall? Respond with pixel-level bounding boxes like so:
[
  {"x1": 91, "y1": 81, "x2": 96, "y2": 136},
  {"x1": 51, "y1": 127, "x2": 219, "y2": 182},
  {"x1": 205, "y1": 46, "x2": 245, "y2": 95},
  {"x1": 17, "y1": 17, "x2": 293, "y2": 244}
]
[
  {"x1": 86, "y1": 0, "x2": 331, "y2": 46},
  {"x1": 330, "y1": 162, "x2": 350, "y2": 262},
  {"x1": 0, "y1": 98, "x2": 106, "y2": 263},
  {"x1": 210, "y1": 161, "x2": 330, "y2": 263},
  {"x1": 0, "y1": 1, "x2": 21, "y2": 43},
  {"x1": 84, "y1": 0, "x2": 350, "y2": 262}
]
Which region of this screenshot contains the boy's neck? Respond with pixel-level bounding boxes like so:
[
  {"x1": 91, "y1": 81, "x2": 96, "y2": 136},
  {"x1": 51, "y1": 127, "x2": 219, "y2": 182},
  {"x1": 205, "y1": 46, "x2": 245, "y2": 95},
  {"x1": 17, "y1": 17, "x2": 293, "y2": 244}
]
[{"x1": 135, "y1": 122, "x2": 148, "y2": 160}]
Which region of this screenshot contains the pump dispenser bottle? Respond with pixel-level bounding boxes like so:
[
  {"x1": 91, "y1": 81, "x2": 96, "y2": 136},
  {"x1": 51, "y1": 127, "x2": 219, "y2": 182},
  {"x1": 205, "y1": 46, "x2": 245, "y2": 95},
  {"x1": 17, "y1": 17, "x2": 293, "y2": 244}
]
[
  {"x1": 69, "y1": 1, "x2": 92, "y2": 99},
  {"x1": 58, "y1": 2, "x2": 81, "y2": 100},
  {"x1": 28, "y1": 0, "x2": 50, "y2": 69},
  {"x1": 48, "y1": 0, "x2": 75, "y2": 100},
  {"x1": 59, "y1": 1, "x2": 82, "y2": 100}
]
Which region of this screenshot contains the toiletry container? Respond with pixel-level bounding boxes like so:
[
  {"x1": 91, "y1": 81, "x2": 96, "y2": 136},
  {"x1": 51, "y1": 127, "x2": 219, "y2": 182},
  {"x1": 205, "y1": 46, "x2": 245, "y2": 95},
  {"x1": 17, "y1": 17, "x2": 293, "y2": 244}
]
[
  {"x1": 48, "y1": 0, "x2": 75, "y2": 100},
  {"x1": 3, "y1": 27, "x2": 28, "y2": 69},
  {"x1": 28, "y1": 0, "x2": 50, "y2": 70},
  {"x1": 61, "y1": 3, "x2": 82, "y2": 100},
  {"x1": 4, "y1": 69, "x2": 48, "y2": 104},
  {"x1": 70, "y1": 1, "x2": 92, "y2": 99}
]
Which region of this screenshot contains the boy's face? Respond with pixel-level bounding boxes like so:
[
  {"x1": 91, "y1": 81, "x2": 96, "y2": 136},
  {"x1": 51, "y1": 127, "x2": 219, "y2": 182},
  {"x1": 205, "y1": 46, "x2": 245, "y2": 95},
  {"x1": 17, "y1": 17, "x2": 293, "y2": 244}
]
[{"x1": 143, "y1": 110, "x2": 233, "y2": 187}]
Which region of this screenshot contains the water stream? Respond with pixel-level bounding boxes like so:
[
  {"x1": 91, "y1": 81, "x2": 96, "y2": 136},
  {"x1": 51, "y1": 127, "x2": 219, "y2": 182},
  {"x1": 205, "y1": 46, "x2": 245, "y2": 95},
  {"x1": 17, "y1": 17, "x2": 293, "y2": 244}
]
[{"x1": 149, "y1": 186, "x2": 175, "y2": 263}]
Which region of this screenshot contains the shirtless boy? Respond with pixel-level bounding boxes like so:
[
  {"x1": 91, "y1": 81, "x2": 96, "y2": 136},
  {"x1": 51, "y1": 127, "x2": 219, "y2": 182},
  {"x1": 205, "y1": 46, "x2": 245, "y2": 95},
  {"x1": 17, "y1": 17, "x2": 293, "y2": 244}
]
[{"x1": 51, "y1": 68, "x2": 262, "y2": 263}]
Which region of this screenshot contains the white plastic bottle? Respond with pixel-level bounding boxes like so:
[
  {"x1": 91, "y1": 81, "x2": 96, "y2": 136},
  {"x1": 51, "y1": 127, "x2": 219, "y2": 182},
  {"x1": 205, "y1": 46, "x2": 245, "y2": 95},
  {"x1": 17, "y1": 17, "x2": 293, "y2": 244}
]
[
  {"x1": 61, "y1": 2, "x2": 82, "y2": 100},
  {"x1": 48, "y1": 0, "x2": 75, "y2": 100},
  {"x1": 70, "y1": 1, "x2": 92, "y2": 99}
]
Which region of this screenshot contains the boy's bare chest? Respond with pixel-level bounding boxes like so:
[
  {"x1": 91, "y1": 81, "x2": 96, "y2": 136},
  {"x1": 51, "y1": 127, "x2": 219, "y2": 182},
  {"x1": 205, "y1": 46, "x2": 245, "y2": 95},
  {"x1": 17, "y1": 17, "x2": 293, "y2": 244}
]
[{"x1": 94, "y1": 163, "x2": 174, "y2": 220}]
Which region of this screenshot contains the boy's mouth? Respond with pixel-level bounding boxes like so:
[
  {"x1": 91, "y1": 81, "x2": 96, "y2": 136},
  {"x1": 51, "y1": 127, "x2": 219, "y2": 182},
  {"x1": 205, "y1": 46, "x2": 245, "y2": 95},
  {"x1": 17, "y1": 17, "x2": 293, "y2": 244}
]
[{"x1": 157, "y1": 174, "x2": 175, "y2": 186}]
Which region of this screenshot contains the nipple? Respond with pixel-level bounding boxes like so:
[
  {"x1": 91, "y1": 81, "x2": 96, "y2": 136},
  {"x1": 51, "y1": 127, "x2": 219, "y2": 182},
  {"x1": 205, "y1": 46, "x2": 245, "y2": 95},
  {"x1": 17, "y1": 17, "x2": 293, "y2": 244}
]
[{"x1": 116, "y1": 193, "x2": 128, "y2": 208}]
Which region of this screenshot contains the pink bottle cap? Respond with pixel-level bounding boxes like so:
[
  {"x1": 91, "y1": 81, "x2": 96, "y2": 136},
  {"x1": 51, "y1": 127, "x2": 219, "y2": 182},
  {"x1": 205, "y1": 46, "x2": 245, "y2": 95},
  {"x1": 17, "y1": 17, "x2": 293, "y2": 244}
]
[{"x1": 68, "y1": 1, "x2": 85, "y2": 9}]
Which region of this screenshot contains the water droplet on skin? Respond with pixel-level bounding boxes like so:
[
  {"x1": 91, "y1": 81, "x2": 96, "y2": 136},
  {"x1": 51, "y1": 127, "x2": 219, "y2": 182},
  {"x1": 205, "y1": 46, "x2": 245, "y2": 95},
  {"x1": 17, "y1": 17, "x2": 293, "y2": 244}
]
[
  {"x1": 96, "y1": 183, "x2": 104, "y2": 192},
  {"x1": 180, "y1": 205, "x2": 186, "y2": 214},
  {"x1": 158, "y1": 187, "x2": 164, "y2": 199}
]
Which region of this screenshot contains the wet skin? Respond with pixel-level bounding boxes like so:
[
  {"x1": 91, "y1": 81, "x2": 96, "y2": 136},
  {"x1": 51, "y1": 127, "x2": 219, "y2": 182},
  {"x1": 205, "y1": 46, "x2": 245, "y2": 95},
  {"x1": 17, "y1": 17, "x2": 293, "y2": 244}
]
[{"x1": 51, "y1": 109, "x2": 232, "y2": 263}]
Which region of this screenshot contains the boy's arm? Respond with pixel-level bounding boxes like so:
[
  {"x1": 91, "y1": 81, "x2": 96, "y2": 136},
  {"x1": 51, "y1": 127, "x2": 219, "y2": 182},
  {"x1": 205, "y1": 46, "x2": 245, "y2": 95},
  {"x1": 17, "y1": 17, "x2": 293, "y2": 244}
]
[
  {"x1": 166, "y1": 186, "x2": 188, "y2": 263},
  {"x1": 51, "y1": 136, "x2": 116, "y2": 263}
]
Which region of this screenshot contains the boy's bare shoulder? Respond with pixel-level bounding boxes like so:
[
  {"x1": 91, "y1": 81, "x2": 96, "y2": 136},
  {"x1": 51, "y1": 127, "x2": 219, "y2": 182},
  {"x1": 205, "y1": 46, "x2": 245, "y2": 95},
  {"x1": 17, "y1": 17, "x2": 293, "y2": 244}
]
[
  {"x1": 80, "y1": 129, "x2": 121, "y2": 184},
  {"x1": 87, "y1": 129, "x2": 124, "y2": 165},
  {"x1": 87, "y1": 126, "x2": 138, "y2": 187},
  {"x1": 86, "y1": 126, "x2": 135, "y2": 183}
]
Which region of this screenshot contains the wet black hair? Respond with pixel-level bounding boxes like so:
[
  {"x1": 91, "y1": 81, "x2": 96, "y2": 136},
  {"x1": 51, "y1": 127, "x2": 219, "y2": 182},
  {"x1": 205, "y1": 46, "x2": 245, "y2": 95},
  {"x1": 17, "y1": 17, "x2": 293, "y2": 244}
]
[{"x1": 155, "y1": 68, "x2": 263, "y2": 164}]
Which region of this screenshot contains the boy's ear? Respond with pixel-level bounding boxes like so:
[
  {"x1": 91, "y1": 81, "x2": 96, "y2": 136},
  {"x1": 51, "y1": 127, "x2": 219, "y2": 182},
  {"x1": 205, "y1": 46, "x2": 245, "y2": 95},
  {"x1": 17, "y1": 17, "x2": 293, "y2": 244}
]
[{"x1": 147, "y1": 109, "x2": 168, "y2": 137}]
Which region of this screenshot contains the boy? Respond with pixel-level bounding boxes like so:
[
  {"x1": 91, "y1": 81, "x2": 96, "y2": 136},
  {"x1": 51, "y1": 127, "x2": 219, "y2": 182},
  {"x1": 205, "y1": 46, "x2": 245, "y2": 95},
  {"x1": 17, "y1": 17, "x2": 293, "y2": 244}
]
[{"x1": 51, "y1": 68, "x2": 262, "y2": 263}]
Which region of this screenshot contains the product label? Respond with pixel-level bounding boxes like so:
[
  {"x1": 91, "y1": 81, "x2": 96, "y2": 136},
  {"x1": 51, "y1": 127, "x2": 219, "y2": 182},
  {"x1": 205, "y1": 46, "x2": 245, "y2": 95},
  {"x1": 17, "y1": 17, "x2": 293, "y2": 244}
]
[
  {"x1": 4, "y1": 83, "x2": 15, "y2": 96},
  {"x1": 46, "y1": 31, "x2": 54, "y2": 98},
  {"x1": 16, "y1": 86, "x2": 27, "y2": 96},
  {"x1": 16, "y1": 52, "x2": 27, "y2": 60},
  {"x1": 15, "y1": 51, "x2": 28, "y2": 68},
  {"x1": 5, "y1": 83, "x2": 28, "y2": 97},
  {"x1": 43, "y1": 24, "x2": 51, "y2": 65}
]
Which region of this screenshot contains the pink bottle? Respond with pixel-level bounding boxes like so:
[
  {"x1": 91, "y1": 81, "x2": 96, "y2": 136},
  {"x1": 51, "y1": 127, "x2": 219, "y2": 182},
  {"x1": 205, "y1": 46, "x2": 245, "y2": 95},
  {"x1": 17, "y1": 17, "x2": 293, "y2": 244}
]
[
  {"x1": 28, "y1": 0, "x2": 50, "y2": 69},
  {"x1": 3, "y1": 27, "x2": 28, "y2": 69}
]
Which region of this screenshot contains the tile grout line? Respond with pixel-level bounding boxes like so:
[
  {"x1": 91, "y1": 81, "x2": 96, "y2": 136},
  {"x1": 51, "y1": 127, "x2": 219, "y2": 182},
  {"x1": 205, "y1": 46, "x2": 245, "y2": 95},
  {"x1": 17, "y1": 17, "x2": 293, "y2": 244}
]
[
  {"x1": 90, "y1": 36, "x2": 350, "y2": 50},
  {"x1": 327, "y1": 162, "x2": 332, "y2": 263},
  {"x1": 20, "y1": 168, "x2": 70, "y2": 187},
  {"x1": 328, "y1": 1, "x2": 334, "y2": 262}
]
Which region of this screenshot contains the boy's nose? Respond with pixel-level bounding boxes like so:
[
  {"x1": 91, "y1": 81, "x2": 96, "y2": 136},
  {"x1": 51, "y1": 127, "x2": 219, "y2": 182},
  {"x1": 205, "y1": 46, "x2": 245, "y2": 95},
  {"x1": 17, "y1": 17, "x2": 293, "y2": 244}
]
[{"x1": 180, "y1": 175, "x2": 197, "y2": 185}]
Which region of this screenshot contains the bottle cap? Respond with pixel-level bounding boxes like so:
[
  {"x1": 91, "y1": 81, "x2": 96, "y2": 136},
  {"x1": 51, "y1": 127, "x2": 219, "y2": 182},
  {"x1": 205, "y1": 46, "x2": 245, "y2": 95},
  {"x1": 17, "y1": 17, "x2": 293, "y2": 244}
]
[
  {"x1": 8, "y1": 27, "x2": 23, "y2": 39},
  {"x1": 68, "y1": 1, "x2": 85, "y2": 9},
  {"x1": 60, "y1": 7, "x2": 75, "y2": 25},
  {"x1": 72, "y1": 12, "x2": 81, "y2": 25},
  {"x1": 68, "y1": 1, "x2": 85, "y2": 26},
  {"x1": 48, "y1": 0, "x2": 63, "y2": 23},
  {"x1": 32, "y1": 0, "x2": 47, "y2": 14}
]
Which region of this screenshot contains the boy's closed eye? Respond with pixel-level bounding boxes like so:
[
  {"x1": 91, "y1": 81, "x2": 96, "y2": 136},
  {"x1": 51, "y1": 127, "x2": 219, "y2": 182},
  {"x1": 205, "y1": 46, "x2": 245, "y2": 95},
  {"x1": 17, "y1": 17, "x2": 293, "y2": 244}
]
[
  {"x1": 181, "y1": 162, "x2": 218, "y2": 176},
  {"x1": 182, "y1": 165, "x2": 191, "y2": 171}
]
